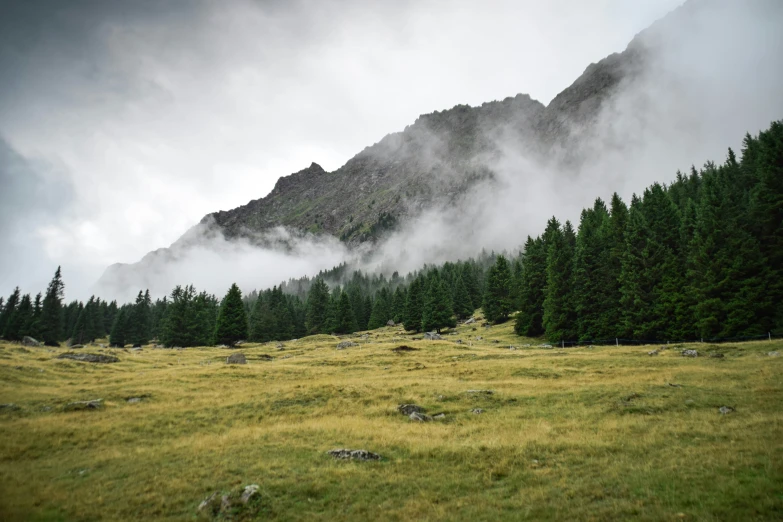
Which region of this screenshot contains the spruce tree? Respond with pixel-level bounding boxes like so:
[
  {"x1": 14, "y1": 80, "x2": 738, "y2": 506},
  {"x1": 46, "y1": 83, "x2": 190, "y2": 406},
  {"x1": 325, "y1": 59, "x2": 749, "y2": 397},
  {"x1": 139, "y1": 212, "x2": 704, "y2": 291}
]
[
  {"x1": 40, "y1": 267, "x2": 65, "y2": 346},
  {"x1": 515, "y1": 236, "x2": 547, "y2": 336},
  {"x1": 452, "y1": 275, "x2": 474, "y2": 320},
  {"x1": 422, "y1": 273, "x2": 456, "y2": 332},
  {"x1": 573, "y1": 200, "x2": 612, "y2": 340},
  {"x1": 483, "y1": 255, "x2": 512, "y2": 323},
  {"x1": 31, "y1": 293, "x2": 43, "y2": 340},
  {"x1": 71, "y1": 303, "x2": 88, "y2": 345},
  {"x1": 128, "y1": 290, "x2": 152, "y2": 346},
  {"x1": 334, "y1": 291, "x2": 358, "y2": 334},
  {"x1": 4, "y1": 293, "x2": 33, "y2": 341},
  {"x1": 214, "y1": 283, "x2": 248, "y2": 346},
  {"x1": 0, "y1": 288, "x2": 20, "y2": 339},
  {"x1": 109, "y1": 307, "x2": 129, "y2": 347},
  {"x1": 305, "y1": 278, "x2": 330, "y2": 334},
  {"x1": 403, "y1": 276, "x2": 425, "y2": 332},
  {"x1": 543, "y1": 221, "x2": 577, "y2": 342},
  {"x1": 367, "y1": 287, "x2": 392, "y2": 330},
  {"x1": 391, "y1": 287, "x2": 406, "y2": 324}
]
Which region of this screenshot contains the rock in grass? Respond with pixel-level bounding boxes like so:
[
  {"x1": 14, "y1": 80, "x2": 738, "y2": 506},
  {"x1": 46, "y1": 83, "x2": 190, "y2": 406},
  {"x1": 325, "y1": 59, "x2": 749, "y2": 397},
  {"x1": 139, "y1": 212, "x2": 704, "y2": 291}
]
[
  {"x1": 226, "y1": 353, "x2": 247, "y2": 364},
  {"x1": 424, "y1": 331, "x2": 443, "y2": 341},
  {"x1": 386, "y1": 320, "x2": 396, "y2": 326},
  {"x1": 336, "y1": 341, "x2": 358, "y2": 350},
  {"x1": 64, "y1": 399, "x2": 103, "y2": 411},
  {"x1": 433, "y1": 413, "x2": 446, "y2": 419},
  {"x1": 327, "y1": 448, "x2": 381, "y2": 461},
  {"x1": 710, "y1": 353, "x2": 725, "y2": 358},
  {"x1": 198, "y1": 491, "x2": 219, "y2": 513},
  {"x1": 464, "y1": 317, "x2": 476, "y2": 325},
  {"x1": 240, "y1": 484, "x2": 259, "y2": 504},
  {"x1": 397, "y1": 404, "x2": 424, "y2": 415},
  {"x1": 768, "y1": 351, "x2": 780, "y2": 357},
  {"x1": 57, "y1": 353, "x2": 119, "y2": 363},
  {"x1": 0, "y1": 403, "x2": 20, "y2": 411},
  {"x1": 466, "y1": 389, "x2": 494, "y2": 395},
  {"x1": 719, "y1": 406, "x2": 735, "y2": 415},
  {"x1": 22, "y1": 336, "x2": 41, "y2": 347},
  {"x1": 409, "y1": 411, "x2": 432, "y2": 422},
  {"x1": 648, "y1": 349, "x2": 659, "y2": 356},
  {"x1": 682, "y1": 349, "x2": 698, "y2": 357},
  {"x1": 471, "y1": 408, "x2": 484, "y2": 414}
]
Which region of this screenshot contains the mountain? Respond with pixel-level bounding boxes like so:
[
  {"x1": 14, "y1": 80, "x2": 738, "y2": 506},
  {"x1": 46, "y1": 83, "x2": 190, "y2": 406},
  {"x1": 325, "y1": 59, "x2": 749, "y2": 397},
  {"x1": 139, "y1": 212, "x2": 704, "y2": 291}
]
[{"x1": 96, "y1": 0, "x2": 783, "y2": 298}]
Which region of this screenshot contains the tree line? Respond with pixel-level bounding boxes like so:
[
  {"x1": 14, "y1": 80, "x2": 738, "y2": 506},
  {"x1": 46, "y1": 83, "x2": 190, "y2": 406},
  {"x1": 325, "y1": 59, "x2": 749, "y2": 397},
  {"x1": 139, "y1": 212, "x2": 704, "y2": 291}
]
[{"x1": 1, "y1": 121, "x2": 780, "y2": 347}]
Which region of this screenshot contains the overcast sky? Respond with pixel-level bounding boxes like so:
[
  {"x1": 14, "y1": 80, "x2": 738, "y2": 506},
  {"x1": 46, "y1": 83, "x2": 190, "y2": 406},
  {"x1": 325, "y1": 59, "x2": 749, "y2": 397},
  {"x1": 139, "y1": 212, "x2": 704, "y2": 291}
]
[{"x1": 0, "y1": 0, "x2": 685, "y2": 299}]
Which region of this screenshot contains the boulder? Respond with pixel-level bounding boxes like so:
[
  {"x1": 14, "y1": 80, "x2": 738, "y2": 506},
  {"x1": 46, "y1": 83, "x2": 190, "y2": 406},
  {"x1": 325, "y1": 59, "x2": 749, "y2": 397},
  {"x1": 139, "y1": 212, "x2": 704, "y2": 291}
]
[
  {"x1": 464, "y1": 317, "x2": 476, "y2": 325},
  {"x1": 719, "y1": 406, "x2": 735, "y2": 415},
  {"x1": 276, "y1": 343, "x2": 285, "y2": 350},
  {"x1": 70, "y1": 344, "x2": 84, "y2": 349},
  {"x1": 336, "y1": 341, "x2": 358, "y2": 350},
  {"x1": 409, "y1": 411, "x2": 433, "y2": 422},
  {"x1": 648, "y1": 349, "x2": 659, "y2": 356},
  {"x1": 198, "y1": 492, "x2": 219, "y2": 514},
  {"x1": 0, "y1": 403, "x2": 20, "y2": 411},
  {"x1": 386, "y1": 320, "x2": 395, "y2": 327},
  {"x1": 424, "y1": 332, "x2": 443, "y2": 341},
  {"x1": 57, "y1": 353, "x2": 119, "y2": 363},
  {"x1": 226, "y1": 353, "x2": 247, "y2": 364},
  {"x1": 327, "y1": 448, "x2": 381, "y2": 461},
  {"x1": 126, "y1": 397, "x2": 143, "y2": 404},
  {"x1": 64, "y1": 399, "x2": 103, "y2": 411},
  {"x1": 767, "y1": 351, "x2": 780, "y2": 357},
  {"x1": 682, "y1": 349, "x2": 698, "y2": 357},
  {"x1": 471, "y1": 408, "x2": 484, "y2": 414},
  {"x1": 22, "y1": 336, "x2": 41, "y2": 347},
  {"x1": 433, "y1": 413, "x2": 446, "y2": 419},
  {"x1": 240, "y1": 484, "x2": 259, "y2": 504},
  {"x1": 397, "y1": 404, "x2": 424, "y2": 415}
]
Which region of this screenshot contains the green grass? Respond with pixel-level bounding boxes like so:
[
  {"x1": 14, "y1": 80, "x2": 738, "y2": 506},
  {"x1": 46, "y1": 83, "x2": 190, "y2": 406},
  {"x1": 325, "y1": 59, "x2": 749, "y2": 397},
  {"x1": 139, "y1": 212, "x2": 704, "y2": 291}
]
[{"x1": 1, "y1": 318, "x2": 782, "y2": 520}]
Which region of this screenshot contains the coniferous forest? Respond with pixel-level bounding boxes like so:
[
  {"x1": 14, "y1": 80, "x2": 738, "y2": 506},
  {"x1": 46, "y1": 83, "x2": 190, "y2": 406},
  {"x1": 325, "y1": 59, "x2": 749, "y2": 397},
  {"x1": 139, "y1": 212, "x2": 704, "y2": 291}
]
[{"x1": 1, "y1": 122, "x2": 781, "y2": 347}]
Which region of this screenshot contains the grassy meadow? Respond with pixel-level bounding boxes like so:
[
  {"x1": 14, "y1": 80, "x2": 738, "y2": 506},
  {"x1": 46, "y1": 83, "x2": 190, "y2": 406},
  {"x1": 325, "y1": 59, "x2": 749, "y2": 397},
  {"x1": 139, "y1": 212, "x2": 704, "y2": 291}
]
[{"x1": 1, "y1": 317, "x2": 782, "y2": 521}]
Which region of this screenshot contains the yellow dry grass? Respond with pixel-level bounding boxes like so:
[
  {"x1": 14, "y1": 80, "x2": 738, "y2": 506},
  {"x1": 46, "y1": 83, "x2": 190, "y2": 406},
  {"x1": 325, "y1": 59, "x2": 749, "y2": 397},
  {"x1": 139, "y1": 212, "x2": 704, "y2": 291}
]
[{"x1": 1, "y1": 318, "x2": 781, "y2": 521}]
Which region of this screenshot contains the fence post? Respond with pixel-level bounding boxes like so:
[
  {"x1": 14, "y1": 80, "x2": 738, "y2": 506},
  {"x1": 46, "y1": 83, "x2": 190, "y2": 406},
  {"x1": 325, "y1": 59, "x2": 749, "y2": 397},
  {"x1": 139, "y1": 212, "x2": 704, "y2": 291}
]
[
  {"x1": 561, "y1": 340, "x2": 564, "y2": 349},
  {"x1": 616, "y1": 338, "x2": 618, "y2": 346}
]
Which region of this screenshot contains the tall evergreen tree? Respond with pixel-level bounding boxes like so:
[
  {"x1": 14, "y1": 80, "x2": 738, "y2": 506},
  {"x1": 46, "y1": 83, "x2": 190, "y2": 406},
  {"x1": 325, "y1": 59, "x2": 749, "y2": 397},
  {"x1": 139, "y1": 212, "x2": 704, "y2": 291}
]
[
  {"x1": 128, "y1": 290, "x2": 152, "y2": 346},
  {"x1": 305, "y1": 278, "x2": 330, "y2": 334},
  {"x1": 0, "y1": 288, "x2": 20, "y2": 339},
  {"x1": 422, "y1": 272, "x2": 456, "y2": 332},
  {"x1": 367, "y1": 287, "x2": 392, "y2": 330},
  {"x1": 214, "y1": 283, "x2": 248, "y2": 346},
  {"x1": 40, "y1": 267, "x2": 65, "y2": 346},
  {"x1": 4, "y1": 293, "x2": 33, "y2": 341},
  {"x1": 483, "y1": 255, "x2": 513, "y2": 323},
  {"x1": 71, "y1": 303, "x2": 88, "y2": 345},
  {"x1": 573, "y1": 200, "x2": 612, "y2": 340},
  {"x1": 31, "y1": 293, "x2": 43, "y2": 340},
  {"x1": 515, "y1": 236, "x2": 547, "y2": 336},
  {"x1": 543, "y1": 220, "x2": 577, "y2": 342},
  {"x1": 452, "y1": 275, "x2": 474, "y2": 320},
  {"x1": 109, "y1": 307, "x2": 129, "y2": 347},
  {"x1": 403, "y1": 276, "x2": 425, "y2": 332},
  {"x1": 334, "y1": 291, "x2": 358, "y2": 334}
]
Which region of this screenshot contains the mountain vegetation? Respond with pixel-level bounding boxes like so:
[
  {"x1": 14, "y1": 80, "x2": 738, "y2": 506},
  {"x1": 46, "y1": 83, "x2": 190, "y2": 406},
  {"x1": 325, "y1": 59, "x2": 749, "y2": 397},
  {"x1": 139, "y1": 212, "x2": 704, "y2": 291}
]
[{"x1": 2, "y1": 121, "x2": 781, "y2": 346}]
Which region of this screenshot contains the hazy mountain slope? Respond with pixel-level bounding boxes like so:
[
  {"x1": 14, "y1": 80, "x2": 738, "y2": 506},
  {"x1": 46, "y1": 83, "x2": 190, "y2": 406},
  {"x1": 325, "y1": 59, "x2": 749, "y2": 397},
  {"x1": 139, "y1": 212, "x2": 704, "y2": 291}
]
[{"x1": 96, "y1": 0, "x2": 783, "y2": 298}]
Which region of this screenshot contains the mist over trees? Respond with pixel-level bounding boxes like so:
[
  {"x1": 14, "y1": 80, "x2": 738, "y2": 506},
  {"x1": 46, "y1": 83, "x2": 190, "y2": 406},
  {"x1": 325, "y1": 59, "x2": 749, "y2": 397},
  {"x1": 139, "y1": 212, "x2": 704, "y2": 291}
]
[{"x1": 1, "y1": 122, "x2": 781, "y2": 347}]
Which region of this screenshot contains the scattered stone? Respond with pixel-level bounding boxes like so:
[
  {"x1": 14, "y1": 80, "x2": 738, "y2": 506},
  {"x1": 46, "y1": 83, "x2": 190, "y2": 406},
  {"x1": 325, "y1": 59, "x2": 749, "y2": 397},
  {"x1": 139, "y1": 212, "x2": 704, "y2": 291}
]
[
  {"x1": 466, "y1": 389, "x2": 494, "y2": 395},
  {"x1": 131, "y1": 347, "x2": 142, "y2": 352},
  {"x1": 392, "y1": 345, "x2": 418, "y2": 353},
  {"x1": 360, "y1": 334, "x2": 369, "y2": 340},
  {"x1": 484, "y1": 323, "x2": 491, "y2": 329},
  {"x1": 327, "y1": 448, "x2": 381, "y2": 461},
  {"x1": 471, "y1": 408, "x2": 484, "y2": 414},
  {"x1": 541, "y1": 344, "x2": 553, "y2": 348},
  {"x1": 492, "y1": 340, "x2": 500, "y2": 344},
  {"x1": 623, "y1": 393, "x2": 641, "y2": 402},
  {"x1": 64, "y1": 399, "x2": 103, "y2": 411},
  {"x1": 226, "y1": 353, "x2": 247, "y2": 364},
  {"x1": 22, "y1": 336, "x2": 41, "y2": 347},
  {"x1": 768, "y1": 351, "x2": 780, "y2": 357},
  {"x1": 464, "y1": 317, "x2": 476, "y2": 325},
  {"x1": 198, "y1": 492, "x2": 219, "y2": 513},
  {"x1": 682, "y1": 349, "x2": 698, "y2": 357},
  {"x1": 475, "y1": 336, "x2": 483, "y2": 341},
  {"x1": 257, "y1": 354, "x2": 274, "y2": 361},
  {"x1": 710, "y1": 353, "x2": 725, "y2": 358},
  {"x1": 233, "y1": 340, "x2": 245, "y2": 346},
  {"x1": 648, "y1": 349, "x2": 659, "y2": 356},
  {"x1": 276, "y1": 342, "x2": 285, "y2": 350},
  {"x1": 409, "y1": 411, "x2": 433, "y2": 422},
  {"x1": 70, "y1": 344, "x2": 84, "y2": 349},
  {"x1": 433, "y1": 413, "x2": 446, "y2": 419},
  {"x1": 218, "y1": 344, "x2": 229, "y2": 349},
  {"x1": 57, "y1": 353, "x2": 119, "y2": 363},
  {"x1": 719, "y1": 406, "x2": 735, "y2": 415},
  {"x1": 0, "y1": 403, "x2": 20, "y2": 411},
  {"x1": 386, "y1": 320, "x2": 395, "y2": 326},
  {"x1": 668, "y1": 383, "x2": 683, "y2": 388},
  {"x1": 240, "y1": 484, "x2": 259, "y2": 504},
  {"x1": 456, "y1": 339, "x2": 463, "y2": 344},
  {"x1": 397, "y1": 404, "x2": 424, "y2": 415},
  {"x1": 132, "y1": 344, "x2": 142, "y2": 349},
  {"x1": 336, "y1": 341, "x2": 358, "y2": 350},
  {"x1": 424, "y1": 332, "x2": 443, "y2": 341},
  {"x1": 127, "y1": 397, "x2": 142, "y2": 404}
]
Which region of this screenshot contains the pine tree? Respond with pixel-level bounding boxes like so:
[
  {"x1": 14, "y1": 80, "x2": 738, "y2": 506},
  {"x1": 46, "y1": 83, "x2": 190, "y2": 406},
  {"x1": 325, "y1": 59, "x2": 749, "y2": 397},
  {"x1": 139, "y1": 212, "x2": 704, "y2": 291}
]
[
  {"x1": 40, "y1": 267, "x2": 65, "y2": 346},
  {"x1": 515, "y1": 236, "x2": 547, "y2": 336},
  {"x1": 367, "y1": 287, "x2": 392, "y2": 330},
  {"x1": 0, "y1": 288, "x2": 20, "y2": 339},
  {"x1": 4, "y1": 293, "x2": 33, "y2": 341},
  {"x1": 422, "y1": 273, "x2": 456, "y2": 333},
  {"x1": 483, "y1": 255, "x2": 512, "y2": 323},
  {"x1": 128, "y1": 290, "x2": 152, "y2": 346},
  {"x1": 403, "y1": 276, "x2": 425, "y2": 332},
  {"x1": 109, "y1": 307, "x2": 129, "y2": 347},
  {"x1": 334, "y1": 291, "x2": 358, "y2": 334},
  {"x1": 305, "y1": 278, "x2": 330, "y2": 334},
  {"x1": 71, "y1": 303, "x2": 88, "y2": 345},
  {"x1": 452, "y1": 275, "x2": 474, "y2": 320},
  {"x1": 31, "y1": 293, "x2": 43, "y2": 340},
  {"x1": 391, "y1": 286, "x2": 407, "y2": 324},
  {"x1": 214, "y1": 283, "x2": 248, "y2": 346},
  {"x1": 249, "y1": 297, "x2": 277, "y2": 342},
  {"x1": 573, "y1": 200, "x2": 612, "y2": 340},
  {"x1": 543, "y1": 221, "x2": 577, "y2": 342}
]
